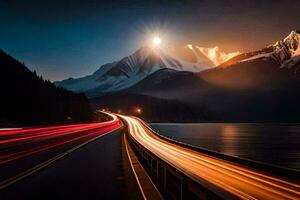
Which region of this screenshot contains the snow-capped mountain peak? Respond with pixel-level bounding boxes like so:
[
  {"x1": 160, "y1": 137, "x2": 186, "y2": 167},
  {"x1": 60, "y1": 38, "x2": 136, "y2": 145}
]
[
  {"x1": 283, "y1": 30, "x2": 300, "y2": 57},
  {"x1": 271, "y1": 30, "x2": 300, "y2": 68},
  {"x1": 55, "y1": 44, "x2": 215, "y2": 96}
]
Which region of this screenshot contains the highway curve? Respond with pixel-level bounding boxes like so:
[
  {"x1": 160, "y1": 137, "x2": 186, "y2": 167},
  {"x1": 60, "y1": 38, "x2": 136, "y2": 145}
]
[
  {"x1": 120, "y1": 115, "x2": 300, "y2": 200},
  {"x1": 0, "y1": 112, "x2": 122, "y2": 188}
]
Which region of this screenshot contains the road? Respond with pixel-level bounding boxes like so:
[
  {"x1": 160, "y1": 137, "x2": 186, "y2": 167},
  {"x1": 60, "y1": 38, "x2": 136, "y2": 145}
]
[
  {"x1": 1, "y1": 127, "x2": 127, "y2": 200},
  {"x1": 120, "y1": 115, "x2": 300, "y2": 199},
  {"x1": 0, "y1": 112, "x2": 122, "y2": 188}
]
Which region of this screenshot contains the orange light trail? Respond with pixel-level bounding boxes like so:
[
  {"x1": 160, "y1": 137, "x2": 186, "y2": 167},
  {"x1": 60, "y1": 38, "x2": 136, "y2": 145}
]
[{"x1": 120, "y1": 115, "x2": 300, "y2": 199}]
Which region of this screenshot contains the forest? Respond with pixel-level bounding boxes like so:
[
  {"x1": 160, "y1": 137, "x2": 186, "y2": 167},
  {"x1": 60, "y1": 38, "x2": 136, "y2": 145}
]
[{"x1": 0, "y1": 50, "x2": 93, "y2": 126}]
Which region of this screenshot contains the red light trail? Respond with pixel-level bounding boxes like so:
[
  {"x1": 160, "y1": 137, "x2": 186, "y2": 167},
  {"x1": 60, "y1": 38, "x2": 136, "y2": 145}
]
[{"x1": 0, "y1": 113, "x2": 122, "y2": 165}]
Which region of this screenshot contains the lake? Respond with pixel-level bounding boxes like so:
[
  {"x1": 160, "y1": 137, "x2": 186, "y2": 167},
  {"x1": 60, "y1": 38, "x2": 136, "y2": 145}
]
[{"x1": 150, "y1": 123, "x2": 300, "y2": 170}]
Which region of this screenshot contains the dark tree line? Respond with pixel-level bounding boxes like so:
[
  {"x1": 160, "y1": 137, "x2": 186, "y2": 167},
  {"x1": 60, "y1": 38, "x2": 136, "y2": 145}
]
[{"x1": 0, "y1": 49, "x2": 93, "y2": 126}]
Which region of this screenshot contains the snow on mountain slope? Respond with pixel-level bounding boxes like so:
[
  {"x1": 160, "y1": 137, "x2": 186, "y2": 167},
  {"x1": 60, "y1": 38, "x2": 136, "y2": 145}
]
[
  {"x1": 55, "y1": 45, "x2": 215, "y2": 96},
  {"x1": 55, "y1": 62, "x2": 116, "y2": 92},
  {"x1": 238, "y1": 30, "x2": 300, "y2": 69}
]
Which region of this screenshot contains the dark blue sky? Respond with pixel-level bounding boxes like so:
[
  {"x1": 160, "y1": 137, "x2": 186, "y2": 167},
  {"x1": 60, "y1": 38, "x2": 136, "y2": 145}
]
[{"x1": 1, "y1": 0, "x2": 299, "y2": 81}]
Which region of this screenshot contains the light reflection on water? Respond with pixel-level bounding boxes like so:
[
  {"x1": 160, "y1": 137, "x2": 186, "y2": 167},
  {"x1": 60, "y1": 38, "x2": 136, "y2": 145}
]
[
  {"x1": 221, "y1": 125, "x2": 239, "y2": 156},
  {"x1": 150, "y1": 123, "x2": 300, "y2": 170}
]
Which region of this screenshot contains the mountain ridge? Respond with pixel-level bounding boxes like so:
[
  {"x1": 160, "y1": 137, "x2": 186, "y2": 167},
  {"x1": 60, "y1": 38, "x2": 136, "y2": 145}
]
[
  {"x1": 221, "y1": 30, "x2": 300, "y2": 70},
  {"x1": 55, "y1": 44, "x2": 215, "y2": 96}
]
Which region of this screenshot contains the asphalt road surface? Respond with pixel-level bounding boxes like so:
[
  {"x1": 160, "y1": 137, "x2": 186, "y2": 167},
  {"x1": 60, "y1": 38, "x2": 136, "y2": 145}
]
[
  {"x1": 1, "y1": 128, "x2": 126, "y2": 200},
  {"x1": 0, "y1": 113, "x2": 126, "y2": 200}
]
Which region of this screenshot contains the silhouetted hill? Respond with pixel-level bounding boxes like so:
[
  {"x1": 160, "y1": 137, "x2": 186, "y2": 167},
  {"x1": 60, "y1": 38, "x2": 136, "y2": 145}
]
[
  {"x1": 0, "y1": 50, "x2": 93, "y2": 126},
  {"x1": 91, "y1": 93, "x2": 214, "y2": 122},
  {"x1": 197, "y1": 59, "x2": 300, "y2": 122}
]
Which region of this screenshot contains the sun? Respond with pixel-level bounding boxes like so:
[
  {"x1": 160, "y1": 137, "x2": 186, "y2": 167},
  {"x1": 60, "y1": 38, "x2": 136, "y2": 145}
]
[{"x1": 152, "y1": 36, "x2": 162, "y2": 46}]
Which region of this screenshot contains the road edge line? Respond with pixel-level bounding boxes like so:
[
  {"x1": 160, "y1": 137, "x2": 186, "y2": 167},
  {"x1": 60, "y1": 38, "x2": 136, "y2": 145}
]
[
  {"x1": 123, "y1": 133, "x2": 147, "y2": 200},
  {"x1": 124, "y1": 133, "x2": 164, "y2": 200}
]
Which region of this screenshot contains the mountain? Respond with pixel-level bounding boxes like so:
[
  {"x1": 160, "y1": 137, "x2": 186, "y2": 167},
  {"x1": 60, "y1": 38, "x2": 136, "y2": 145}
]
[
  {"x1": 221, "y1": 30, "x2": 300, "y2": 70},
  {"x1": 125, "y1": 68, "x2": 212, "y2": 100},
  {"x1": 91, "y1": 30, "x2": 300, "y2": 122},
  {"x1": 126, "y1": 30, "x2": 300, "y2": 98},
  {"x1": 0, "y1": 50, "x2": 93, "y2": 126},
  {"x1": 55, "y1": 45, "x2": 215, "y2": 97}
]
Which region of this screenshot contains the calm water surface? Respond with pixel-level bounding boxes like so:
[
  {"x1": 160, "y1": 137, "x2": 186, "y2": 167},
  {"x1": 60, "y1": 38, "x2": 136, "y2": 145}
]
[{"x1": 150, "y1": 123, "x2": 300, "y2": 170}]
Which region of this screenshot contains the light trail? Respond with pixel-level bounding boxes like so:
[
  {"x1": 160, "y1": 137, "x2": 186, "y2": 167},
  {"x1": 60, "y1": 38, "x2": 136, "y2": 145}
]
[
  {"x1": 0, "y1": 112, "x2": 121, "y2": 165},
  {"x1": 0, "y1": 113, "x2": 121, "y2": 190},
  {"x1": 0, "y1": 124, "x2": 120, "y2": 164},
  {"x1": 120, "y1": 115, "x2": 300, "y2": 199}
]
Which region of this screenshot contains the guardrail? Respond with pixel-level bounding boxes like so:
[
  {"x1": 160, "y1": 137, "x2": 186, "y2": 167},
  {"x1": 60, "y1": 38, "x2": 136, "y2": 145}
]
[
  {"x1": 126, "y1": 132, "x2": 226, "y2": 200},
  {"x1": 140, "y1": 118, "x2": 300, "y2": 181}
]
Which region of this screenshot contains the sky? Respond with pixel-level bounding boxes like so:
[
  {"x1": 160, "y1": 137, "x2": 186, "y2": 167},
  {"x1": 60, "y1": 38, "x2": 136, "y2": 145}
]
[{"x1": 0, "y1": 0, "x2": 300, "y2": 81}]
